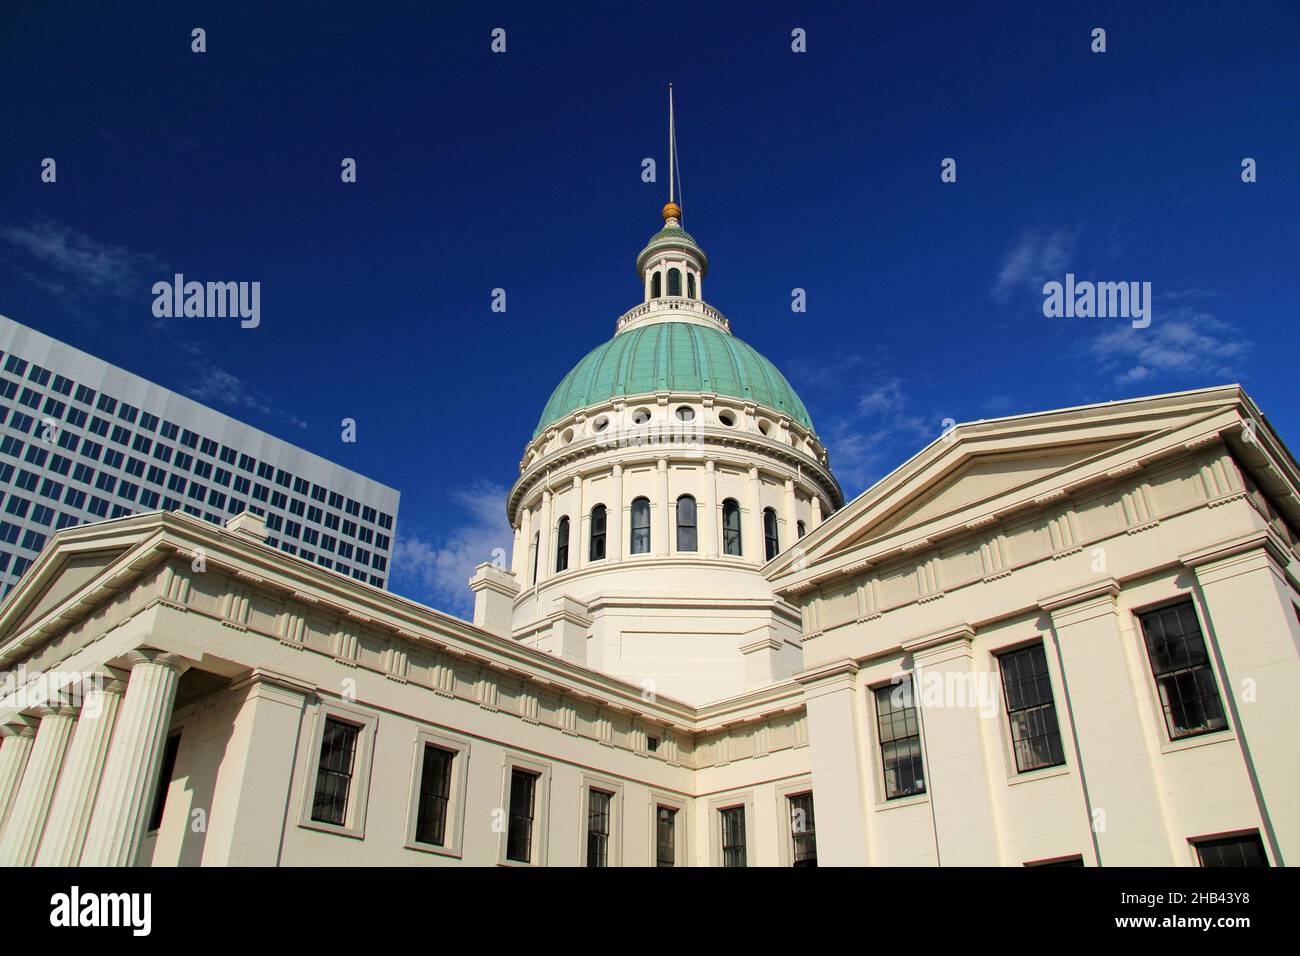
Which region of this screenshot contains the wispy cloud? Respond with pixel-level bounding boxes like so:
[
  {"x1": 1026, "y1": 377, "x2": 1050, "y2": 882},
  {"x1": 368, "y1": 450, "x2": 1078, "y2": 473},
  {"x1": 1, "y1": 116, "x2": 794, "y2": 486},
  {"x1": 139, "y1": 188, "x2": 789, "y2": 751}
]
[
  {"x1": 180, "y1": 363, "x2": 308, "y2": 429},
  {"x1": 390, "y1": 482, "x2": 513, "y2": 618},
  {"x1": 992, "y1": 226, "x2": 1078, "y2": 303},
  {"x1": 0, "y1": 217, "x2": 163, "y2": 300},
  {"x1": 1089, "y1": 305, "x2": 1250, "y2": 387},
  {"x1": 820, "y1": 377, "x2": 935, "y2": 495}
]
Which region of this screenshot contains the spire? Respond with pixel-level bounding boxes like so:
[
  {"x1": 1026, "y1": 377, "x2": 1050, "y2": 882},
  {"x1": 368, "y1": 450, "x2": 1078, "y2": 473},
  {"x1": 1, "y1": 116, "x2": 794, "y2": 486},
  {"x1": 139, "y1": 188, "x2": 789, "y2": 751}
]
[{"x1": 662, "y1": 84, "x2": 682, "y2": 224}]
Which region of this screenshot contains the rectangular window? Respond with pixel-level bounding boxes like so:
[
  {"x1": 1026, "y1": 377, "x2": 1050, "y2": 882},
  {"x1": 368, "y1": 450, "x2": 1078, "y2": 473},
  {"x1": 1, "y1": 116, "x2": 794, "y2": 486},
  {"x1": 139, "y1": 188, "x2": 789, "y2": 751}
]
[
  {"x1": 788, "y1": 792, "x2": 817, "y2": 867},
  {"x1": 720, "y1": 806, "x2": 746, "y2": 868},
  {"x1": 310, "y1": 718, "x2": 360, "y2": 827},
  {"x1": 413, "y1": 744, "x2": 455, "y2": 847},
  {"x1": 1138, "y1": 602, "x2": 1227, "y2": 740},
  {"x1": 586, "y1": 789, "x2": 612, "y2": 867},
  {"x1": 147, "y1": 733, "x2": 182, "y2": 831},
  {"x1": 998, "y1": 644, "x2": 1066, "y2": 772},
  {"x1": 875, "y1": 679, "x2": 926, "y2": 798},
  {"x1": 1193, "y1": 832, "x2": 1268, "y2": 868},
  {"x1": 505, "y1": 768, "x2": 539, "y2": 863},
  {"x1": 656, "y1": 806, "x2": 677, "y2": 867}
]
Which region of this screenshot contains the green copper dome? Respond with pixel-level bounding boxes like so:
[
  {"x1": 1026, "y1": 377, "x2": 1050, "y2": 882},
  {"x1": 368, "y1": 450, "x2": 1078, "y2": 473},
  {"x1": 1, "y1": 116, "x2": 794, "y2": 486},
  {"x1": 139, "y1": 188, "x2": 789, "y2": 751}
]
[{"x1": 534, "y1": 322, "x2": 813, "y2": 437}]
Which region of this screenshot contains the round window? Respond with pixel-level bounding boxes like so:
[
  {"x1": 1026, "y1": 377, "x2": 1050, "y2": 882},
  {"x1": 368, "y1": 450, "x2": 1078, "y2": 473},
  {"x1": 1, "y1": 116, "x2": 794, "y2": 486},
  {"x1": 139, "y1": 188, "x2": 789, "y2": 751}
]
[
  {"x1": 593, "y1": 416, "x2": 610, "y2": 433},
  {"x1": 632, "y1": 408, "x2": 652, "y2": 425},
  {"x1": 675, "y1": 406, "x2": 695, "y2": 422}
]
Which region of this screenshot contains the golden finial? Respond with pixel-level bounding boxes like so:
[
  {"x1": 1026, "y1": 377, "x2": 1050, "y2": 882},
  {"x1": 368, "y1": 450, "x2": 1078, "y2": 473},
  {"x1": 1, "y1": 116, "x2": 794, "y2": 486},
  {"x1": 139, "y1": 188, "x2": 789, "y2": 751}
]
[{"x1": 662, "y1": 201, "x2": 682, "y2": 222}]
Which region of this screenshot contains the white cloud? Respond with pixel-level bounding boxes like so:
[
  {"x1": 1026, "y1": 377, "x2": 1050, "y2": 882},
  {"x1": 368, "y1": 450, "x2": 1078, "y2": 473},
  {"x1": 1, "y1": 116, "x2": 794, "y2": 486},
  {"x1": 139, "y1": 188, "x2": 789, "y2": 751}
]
[
  {"x1": 1089, "y1": 306, "x2": 1250, "y2": 387},
  {"x1": 821, "y1": 377, "x2": 934, "y2": 494},
  {"x1": 0, "y1": 218, "x2": 163, "y2": 299},
  {"x1": 180, "y1": 363, "x2": 309, "y2": 429},
  {"x1": 992, "y1": 226, "x2": 1077, "y2": 303},
  {"x1": 390, "y1": 482, "x2": 513, "y2": 618}
]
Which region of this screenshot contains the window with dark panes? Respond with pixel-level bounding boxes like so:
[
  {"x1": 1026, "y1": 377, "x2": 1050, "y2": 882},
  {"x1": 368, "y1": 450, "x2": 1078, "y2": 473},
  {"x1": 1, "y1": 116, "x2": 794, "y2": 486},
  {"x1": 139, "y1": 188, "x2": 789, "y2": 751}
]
[
  {"x1": 656, "y1": 806, "x2": 677, "y2": 867},
  {"x1": 1193, "y1": 832, "x2": 1268, "y2": 867},
  {"x1": 1138, "y1": 602, "x2": 1227, "y2": 740},
  {"x1": 875, "y1": 679, "x2": 926, "y2": 798},
  {"x1": 586, "y1": 789, "x2": 612, "y2": 867},
  {"x1": 788, "y1": 792, "x2": 817, "y2": 867},
  {"x1": 676, "y1": 495, "x2": 697, "y2": 552},
  {"x1": 630, "y1": 497, "x2": 651, "y2": 554},
  {"x1": 720, "y1": 806, "x2": 746, "y2": 867},
  {"x1": 506, "y1": 768, "x2": 539, "y2": 863},
  {"x1": 998, "y1": 644, "x2": 1066, "y2": 771},
  {"x1": 311, "y1": 718, "x2": 360, "y2": 827},
  {"x1": 414, "y1": 744, "x2": 454, "y2": 846},
  {"x1": 589, "y1": 504, "x2": 607, "y2": 561}
]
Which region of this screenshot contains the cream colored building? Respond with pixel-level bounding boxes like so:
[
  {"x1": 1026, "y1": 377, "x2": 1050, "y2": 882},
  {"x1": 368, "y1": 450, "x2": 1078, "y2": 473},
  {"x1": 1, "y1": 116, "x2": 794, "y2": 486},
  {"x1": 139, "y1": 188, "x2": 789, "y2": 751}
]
[{"x1": 0, "y1": 201, "x2": 1296, "y2": 867}]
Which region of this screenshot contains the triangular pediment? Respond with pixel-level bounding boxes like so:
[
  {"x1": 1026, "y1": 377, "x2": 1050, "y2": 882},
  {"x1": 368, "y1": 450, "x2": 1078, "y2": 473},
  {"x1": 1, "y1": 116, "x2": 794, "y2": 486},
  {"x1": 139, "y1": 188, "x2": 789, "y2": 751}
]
[
  {"x1": 768, "y1": 386, "x2": 1259, "y2": 586},
  {"x1": 841, "y1": 439, "x2": 1128, "y2": 549}
]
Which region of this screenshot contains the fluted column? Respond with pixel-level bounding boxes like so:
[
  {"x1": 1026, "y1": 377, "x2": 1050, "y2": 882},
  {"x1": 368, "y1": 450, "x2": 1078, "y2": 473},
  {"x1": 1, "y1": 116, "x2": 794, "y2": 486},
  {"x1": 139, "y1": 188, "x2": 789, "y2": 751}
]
[
  {"x1": 0, "y1": 707, "x2": 77, "y2": 866},
  {"x1": 572, "y1": 475, "x2": 585, "y2": 570},
  {"x1": 656, "y1": 458, "x2": 670, "y2": 556},
  {"x1": 747, "y1": 467, "x2": 763, "y2": 563},
  {"x1": 35, "y1": 677, "x2": 126, "y2": 866},
  {"x1": 811, "y1": 495, "x2": 824, "y2": 527},
  {"x1": 80, "y1": 651, "x2": 188, "y2": 867},
  {"x1": 702, "y1": 459, "x2": 718, "y2": 558},
  {"x1": 609, "y1": 464, "x2": 624, "y2": 560},
  {"x1": 0, "y1": 718, "x2": 38, "y2": 834},
  {"x1": 782, "y1": 479, "x2": 797, "y2": 550},
  {"x1": 519, "y1": 507, "x2": 534, "y2": 584},
  {"x1": 537, "y1": 490, "x2": 553, "y2": 583}
]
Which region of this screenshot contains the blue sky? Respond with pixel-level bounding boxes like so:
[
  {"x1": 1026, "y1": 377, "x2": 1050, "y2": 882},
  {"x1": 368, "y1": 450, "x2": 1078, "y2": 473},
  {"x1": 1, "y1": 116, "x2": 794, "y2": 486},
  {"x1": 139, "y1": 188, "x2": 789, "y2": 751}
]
[{"x1": 1, "y1": 1, "x2": 1297, "y2": 615}]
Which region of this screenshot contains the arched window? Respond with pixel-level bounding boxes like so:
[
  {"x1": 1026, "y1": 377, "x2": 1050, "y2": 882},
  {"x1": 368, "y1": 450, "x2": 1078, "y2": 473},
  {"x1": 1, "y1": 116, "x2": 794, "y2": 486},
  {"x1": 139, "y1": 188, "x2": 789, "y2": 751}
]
[
  {"x1": 676, "y1": 495, "x2": 697, "y2": 552},
  {"x1": 555, "y1": 516, "x2": 570, "y2": 573},
  {"x1": 797, "y1": 519, "x2": 807, "y2": 539},
  {"x1": 763, "y1": 508, "x2": 780, "y2": 561},
  {"x1": 667, "y1": 268, "x2": 682, "y2": 297},
  {"x1": 722, "y1": 499, "x2": 742, "y2": 556},
  {"x1": 687, "y1": 273, "x2": 696, "y2": 298},
  {"x1": 589, "y1": 504, "x2": 607, "y2": 561},
  {"x1": 631, "y1": 497, "x2": 651, "y2": 554},
  {"x1": 651, "y1": 272, "x2": 662, "y2": 299},
  {"x1": 531, "y1": 531, "x2": 540, "y2": 584}
]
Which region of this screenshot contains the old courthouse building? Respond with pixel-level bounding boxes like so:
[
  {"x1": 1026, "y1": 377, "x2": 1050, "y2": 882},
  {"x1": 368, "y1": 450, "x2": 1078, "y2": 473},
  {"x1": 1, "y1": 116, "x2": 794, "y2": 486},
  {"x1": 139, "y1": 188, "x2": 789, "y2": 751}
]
[{"x1": 0, "y1": 194, "x2": 1297, "y2": 867}]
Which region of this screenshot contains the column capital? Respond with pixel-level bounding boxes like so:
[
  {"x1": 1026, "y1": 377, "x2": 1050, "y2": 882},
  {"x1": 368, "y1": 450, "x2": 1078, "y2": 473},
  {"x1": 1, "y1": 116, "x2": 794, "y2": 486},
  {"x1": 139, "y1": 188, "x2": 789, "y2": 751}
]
[
  {"x1": 901, "y1": 622, "x2": 976, "y2": 658},
  {"x1": 794, "y1": 657, "x2": 859, "y2": 694},
  {"x1": 32, "y1": 705, "x2": 78, "y2": 720},
  {"x1": 1038, "y1": 578, "x2": 1120, "y2": 621},
  {"x1": 1181, "y1": 528, "x2": 1295, "y2": 586},
  {"x1": 120, "y1": 648, "x2": 194, "y2": 675}
]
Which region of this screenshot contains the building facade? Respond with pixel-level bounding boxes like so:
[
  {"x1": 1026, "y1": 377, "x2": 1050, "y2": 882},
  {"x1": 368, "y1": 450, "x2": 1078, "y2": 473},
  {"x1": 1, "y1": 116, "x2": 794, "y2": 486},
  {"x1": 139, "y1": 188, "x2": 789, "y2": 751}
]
[
  {"x1": 0, "y1": 316, "x2": 399, "y2": 594},
  {"x1": 0, "y1": 203, "x2": 1296, "y2": 868}
]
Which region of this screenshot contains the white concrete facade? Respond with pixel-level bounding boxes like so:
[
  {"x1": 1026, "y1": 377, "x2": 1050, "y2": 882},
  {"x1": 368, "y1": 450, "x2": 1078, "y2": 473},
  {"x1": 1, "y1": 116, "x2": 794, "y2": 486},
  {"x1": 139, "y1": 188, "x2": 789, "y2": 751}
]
[{"x1": 0, "y1": 384, "x2": 1293, "y2": 867}]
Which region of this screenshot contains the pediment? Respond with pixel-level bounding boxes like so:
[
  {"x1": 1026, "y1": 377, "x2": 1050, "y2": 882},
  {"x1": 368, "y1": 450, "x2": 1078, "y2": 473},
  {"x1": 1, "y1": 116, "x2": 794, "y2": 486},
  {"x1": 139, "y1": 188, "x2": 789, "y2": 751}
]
[{"x1": 838, "y1": 439, "x2": 1127, "y2": 550}]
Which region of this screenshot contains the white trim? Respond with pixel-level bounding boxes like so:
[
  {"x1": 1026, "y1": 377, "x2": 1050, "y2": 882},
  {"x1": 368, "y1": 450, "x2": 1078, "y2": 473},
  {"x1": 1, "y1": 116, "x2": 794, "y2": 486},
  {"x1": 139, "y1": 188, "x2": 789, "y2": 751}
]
[{"x1": 497, "y1": 753, "x2": 551, "y2": 866}]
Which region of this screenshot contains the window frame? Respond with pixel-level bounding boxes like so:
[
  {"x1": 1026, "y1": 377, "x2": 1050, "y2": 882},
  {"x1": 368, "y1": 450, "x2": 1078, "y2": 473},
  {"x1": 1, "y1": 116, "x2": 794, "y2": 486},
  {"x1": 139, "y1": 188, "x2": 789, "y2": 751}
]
[
  {"x1": 497, "y1": 753, "x2": 551, "y2": 866},
  {"x1": 763, "y1": 506, "x2": 779, "y2": 560},
  {"x1": 872, "y1": 677, "x2": 927, "y2": 802},
  {"x1": 721, "y1": 498, "x2": 742, "y2": 556},
  {"x1": 555, "y1": 515, "x2": 570, "y2": 573},
  {"x1": 298, "y1": 701, "x2": 377, "y2": 840},
  {"x1": 648, "y1": 791, "x2": 687, "y2": 868},
  {"x1": 579, "y1": 773, "x2": 623, "y2": 868},
  {"x1": 403, "y1": 728, "x2": 471, "y2": 858},
  {"x1": 630, "y1": 496, "x2": 651, "y2": 555},
  {"x1": 1134, "y1": 598, "x2": 1230, "y2": 743},
  {"x1": 589, "y1": 503, "x2": 607, "y2": 561},
  {"x1": 996, "y1": 642, "x2": 1067, "y2": 774},
  {"x1": 675, "y1": 494, "x2": 697, "y2": 552},
  {"x1": 1189, "y1": 829, "x2": 1270, "y2": 867},
  {"x1": 708, "y1": 791, "x2": 756, "y2": 868},
  {"x1": 774, "y1": 778, "x2": 817, "y2": 867}
]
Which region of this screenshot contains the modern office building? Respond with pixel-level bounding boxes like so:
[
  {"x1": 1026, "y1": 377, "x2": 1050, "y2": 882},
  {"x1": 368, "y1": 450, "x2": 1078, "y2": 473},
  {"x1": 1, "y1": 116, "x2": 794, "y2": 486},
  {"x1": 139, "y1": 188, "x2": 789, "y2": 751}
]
[
  {"x1": 0, "y1": 316, "x2": 399, "y2": 595},
  {"x1": 0, "y1": 190, "x2": 1296, "y2": 868}
]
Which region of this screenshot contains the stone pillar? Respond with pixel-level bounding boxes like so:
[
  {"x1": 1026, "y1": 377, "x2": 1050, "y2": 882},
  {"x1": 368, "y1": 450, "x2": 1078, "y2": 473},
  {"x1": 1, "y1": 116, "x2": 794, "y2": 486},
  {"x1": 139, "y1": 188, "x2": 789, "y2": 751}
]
[
  {"x1": 747, "y1": 466, "x2": 763, "y2": 563},
  {"x1": 202, "y1": 671, "x2": 312, "y2": 866},
  {"x1": 1183, "y1": 530, "x2": 1300, "y2": 865},
  {"x1": 902, "y1": 625, "x2": 1002, "y2": 865},
  {"x1": 1041, "y1": 580, "x2": 1176, "y2": 865},
  {"x1": 519, "y1": 507, "x2": 534, "y2": 584},
  {"x1": 572, "y1": 475, "x2": 585, "y2": 570},
  {"x1": 610, "y1": 464, "x2": 624, "y2": 561},
  {"x1": 702, "y1": 459, "x2": 718, "y2": 558},
  {"x1": 80, "y1": 651, "x2": 188, "y2": 867},
  {"x1": 782, "y1": 479, "x2": 797, "y2": 549},
  {"x1": 656, "y1": 458, "x2": 670, "y2": 557},
  {"x1": 0, "y1": 707, "x2": 77, "y2": 866},
  {"x1": 35, "y1": 677, "x2": 126, "y2": 867},
  {"x1": 796, "y1": 660, "x2": 872, "y2": 866},
  {"x1": 811, "y1": 495, "x2": 824, "y2": 527},
  {"x1": 510, "y1": 524, "x2": 523, "y2": 579},
  {"x1": 0, "y1": 718, "x2": 40, "y2": 839},
  {"x1": 469, "y1": 563, "x2": 520, "y2": 638},
  {"x1": 537, "y1": 489, "x2": 553, "y2": 584}
]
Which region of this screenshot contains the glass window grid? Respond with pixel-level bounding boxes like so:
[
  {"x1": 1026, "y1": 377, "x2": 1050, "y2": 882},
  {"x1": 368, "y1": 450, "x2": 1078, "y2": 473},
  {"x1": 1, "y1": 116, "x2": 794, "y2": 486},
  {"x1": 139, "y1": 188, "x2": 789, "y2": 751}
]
[
  {"x1": 874, "y1": 680, "x2": 926, "y2": 799},
  {"x1": 998, "y1": 644, "x2": 1067, "y2": 772}
]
